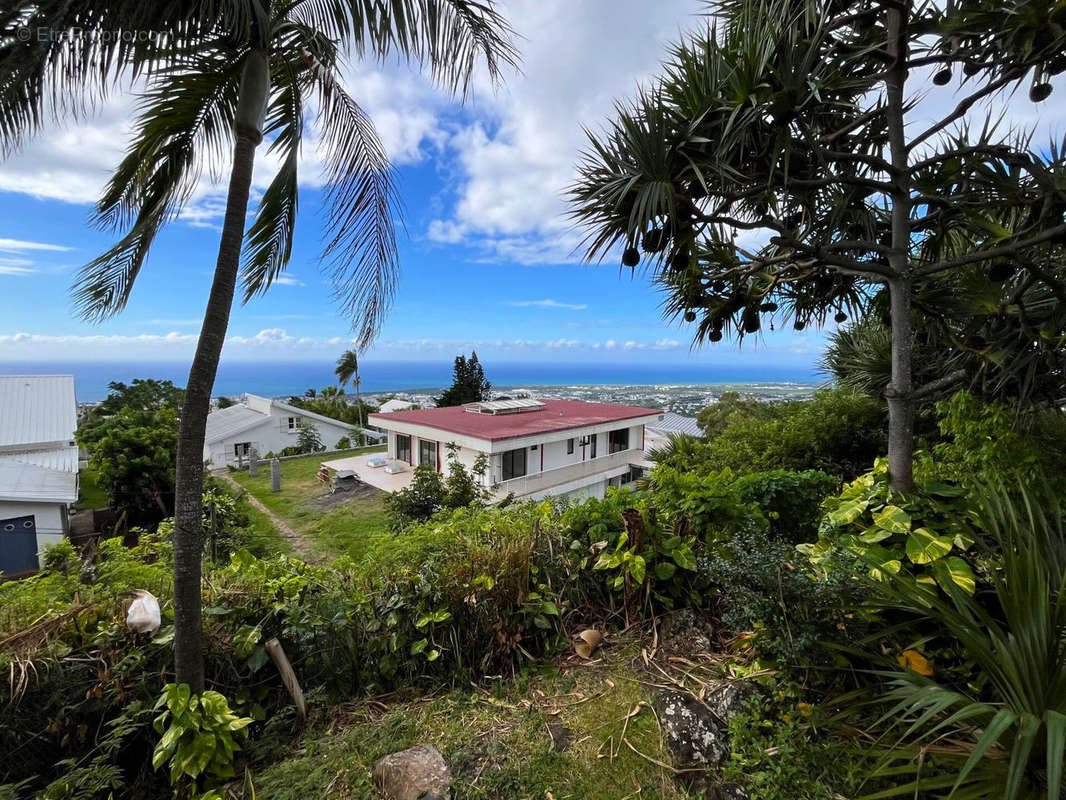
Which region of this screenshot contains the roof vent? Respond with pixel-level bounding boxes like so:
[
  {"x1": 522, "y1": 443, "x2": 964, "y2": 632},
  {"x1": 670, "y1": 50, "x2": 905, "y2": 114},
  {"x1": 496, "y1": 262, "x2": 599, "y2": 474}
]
[{"x1": 464, "y1": 399, "x2": 546, "y2": 415}]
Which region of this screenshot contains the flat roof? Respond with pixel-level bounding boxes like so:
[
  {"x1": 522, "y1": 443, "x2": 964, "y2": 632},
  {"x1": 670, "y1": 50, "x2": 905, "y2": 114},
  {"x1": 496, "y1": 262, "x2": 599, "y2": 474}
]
[{"x1": 368, "y1": 398, "x2": 661, "y2": 442}]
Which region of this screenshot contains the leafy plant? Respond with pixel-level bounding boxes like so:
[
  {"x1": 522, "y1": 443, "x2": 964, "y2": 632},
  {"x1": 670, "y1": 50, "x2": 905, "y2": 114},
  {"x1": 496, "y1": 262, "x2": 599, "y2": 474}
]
[
  {"x1": 802, "y1": 458, "x2": 980, "y2": 594},
  {"x1": 732, "y1": 469, "x2": 839, "y2": 544},
  {"x1": 861, "y1": 491, "x2": 1066, "y2": 800},
  {"x1": 706, "y1": 528, "x2": 870, "y2": 666},
  {"x1": 152, "y1": 683, "x2": 252, "y2": 792}
]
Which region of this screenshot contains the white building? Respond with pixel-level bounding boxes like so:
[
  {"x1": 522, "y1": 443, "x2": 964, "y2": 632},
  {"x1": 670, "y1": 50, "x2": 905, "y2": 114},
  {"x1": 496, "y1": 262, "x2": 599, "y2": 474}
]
[
  {"x1": 203, "y1": 394, "x2": 353, "y2": 466},
  {"x1": 378, "y1": 398, "x2": 417, "y2": 413},
  {"x1": 357, "y1": 398, "x2": 662, "y2": 502},
  {"x1": 0, "y1": 375, "x2": 79, "y2": 575},
  {"x1": 643, "y1": 411, "x2": 703, "y2": 455}
]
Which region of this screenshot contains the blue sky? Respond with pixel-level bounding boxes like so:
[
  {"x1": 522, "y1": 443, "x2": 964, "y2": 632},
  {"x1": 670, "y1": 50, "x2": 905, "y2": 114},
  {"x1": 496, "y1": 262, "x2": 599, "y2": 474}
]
[{"x1": 1, "y1": 0, "x2": 1063, "y2": 373}]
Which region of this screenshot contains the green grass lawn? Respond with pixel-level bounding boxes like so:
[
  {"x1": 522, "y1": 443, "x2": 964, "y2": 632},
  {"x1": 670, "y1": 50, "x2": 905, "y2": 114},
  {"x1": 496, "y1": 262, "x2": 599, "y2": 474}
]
[
  {"x1": 76, "y1": 467, "x2": 108, "y2": 511},
  {"x1": 250, "y1": 644, "x2": 693, "y2": 800},
  {"x1": 228, "y1": 447, "x2": 388, "y2": 562}
]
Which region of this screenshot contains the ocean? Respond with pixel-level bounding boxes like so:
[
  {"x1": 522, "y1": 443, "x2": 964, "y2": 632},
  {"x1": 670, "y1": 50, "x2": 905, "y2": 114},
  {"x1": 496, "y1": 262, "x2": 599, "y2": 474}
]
[{"x1": 0, "y1": 360, "x2": 823, "y2": 403}]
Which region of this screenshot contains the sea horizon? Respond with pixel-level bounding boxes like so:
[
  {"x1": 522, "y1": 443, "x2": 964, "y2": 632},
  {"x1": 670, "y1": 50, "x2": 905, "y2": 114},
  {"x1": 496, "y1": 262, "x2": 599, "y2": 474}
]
[{"x1": 0, "y1": 359, "x2": 824, "y2": 403}]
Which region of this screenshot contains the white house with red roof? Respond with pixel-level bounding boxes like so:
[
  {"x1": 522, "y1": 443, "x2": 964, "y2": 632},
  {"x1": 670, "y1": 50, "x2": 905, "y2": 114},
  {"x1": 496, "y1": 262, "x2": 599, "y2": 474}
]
[{"x1": 351, "y1": 398, "x2": 663, "y2": 502}]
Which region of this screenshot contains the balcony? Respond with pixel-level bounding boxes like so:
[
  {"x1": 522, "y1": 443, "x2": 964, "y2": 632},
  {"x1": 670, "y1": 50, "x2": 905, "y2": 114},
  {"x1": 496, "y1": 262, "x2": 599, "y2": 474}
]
[{"x1": 491, "y1": 448, "x2": 639, "y2": 499}]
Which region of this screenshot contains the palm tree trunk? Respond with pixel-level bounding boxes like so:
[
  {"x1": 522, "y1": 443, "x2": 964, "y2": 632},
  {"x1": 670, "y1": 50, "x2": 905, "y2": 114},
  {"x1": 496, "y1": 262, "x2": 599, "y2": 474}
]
[
  {"x1": 884, "y1": 2, "x2": 914, "y2": 491},
  {"x1": 355, "y1": 378, "x2": 362, "y2": 447},
  {"x1": 173, "y1": 51, "x2": 268, "y2": 693}
]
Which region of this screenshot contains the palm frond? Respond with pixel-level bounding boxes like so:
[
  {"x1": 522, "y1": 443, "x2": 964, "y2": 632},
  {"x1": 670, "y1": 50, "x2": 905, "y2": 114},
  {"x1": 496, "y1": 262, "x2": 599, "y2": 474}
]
[
  {"x1": 291, "y1": 0, "x2": 520, "y2": 96},
  {"x1": 0, "y1": 1, "x2": 244, "y2": 154},
  {"x1": 240, "y1": 53, "x2": 303, "y2": 301},
  {"x1": 308, "y1": 56, "x2": 400, "y2": 351}
]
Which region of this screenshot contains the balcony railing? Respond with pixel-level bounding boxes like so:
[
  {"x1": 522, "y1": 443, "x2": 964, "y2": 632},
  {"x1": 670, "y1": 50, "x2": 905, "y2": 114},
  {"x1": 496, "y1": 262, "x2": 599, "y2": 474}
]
[{"x1": 491, "y1": 448, "x2": 639, "y2": 498}]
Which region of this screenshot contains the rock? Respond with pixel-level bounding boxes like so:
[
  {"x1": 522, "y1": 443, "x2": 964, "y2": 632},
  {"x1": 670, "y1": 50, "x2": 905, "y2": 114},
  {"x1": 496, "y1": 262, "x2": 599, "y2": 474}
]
[
  {"x1": 372, "y1": 744, "x2": 452, "y2": 800},
  {"x1": 546, "y1": 715, "x2": 572, "y2": 752},
  {"x1": 652, "y1": 689, "x2": 730, "y2": 768},
  {"x1": 702, "y1": 680, "x2": 754, "y2": 724},
  {"x1": 708, "y1": 783, "x2": 749, "y2": 800},
  {"x1": 658, "y1": 608, "x2": 715, "y2": 655}
]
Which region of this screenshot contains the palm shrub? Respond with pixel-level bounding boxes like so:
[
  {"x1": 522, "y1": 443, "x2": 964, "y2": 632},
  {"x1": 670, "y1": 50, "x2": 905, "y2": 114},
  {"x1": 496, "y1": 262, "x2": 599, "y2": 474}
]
[{"x1": 862, "y1": 491, "x2": 1066, "y2": 799}]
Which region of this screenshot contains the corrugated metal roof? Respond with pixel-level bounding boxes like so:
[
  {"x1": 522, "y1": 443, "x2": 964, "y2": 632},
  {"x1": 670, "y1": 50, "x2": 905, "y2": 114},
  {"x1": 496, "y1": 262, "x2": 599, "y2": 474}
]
[
  {"x1": 204, "y1": 404, "x2": 271, "y2": 444},
  {"x1": 369, "y1": 399, "x2": 662, "y2": 442},
  {"x1": 379, "y1": 399, "x2": 416, "y2": 413},
  {"x1": 0, "y1": 455, "x2": 78, "y2": 502},
  {"x1": 645, "y1": 412, "x2": 703, "y2": 438},
  {"x1": 0, "y1": 375, "x2": 76, "y2": 448}
]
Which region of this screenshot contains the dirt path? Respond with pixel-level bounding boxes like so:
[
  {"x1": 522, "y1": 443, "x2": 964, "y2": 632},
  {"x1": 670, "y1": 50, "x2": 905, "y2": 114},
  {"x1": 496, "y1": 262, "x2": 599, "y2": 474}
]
[{"x1": 212, "y1": 471, "x2": 320, "y2": 562}]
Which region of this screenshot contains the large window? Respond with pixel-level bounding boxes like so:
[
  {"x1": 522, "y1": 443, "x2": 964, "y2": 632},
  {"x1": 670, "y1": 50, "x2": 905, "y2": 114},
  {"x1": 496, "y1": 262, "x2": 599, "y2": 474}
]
[
  {"x1": 567, "y1": 438, "x2": 575, "y2": 455},
  {"x1": 501, "y1": 447, "x2": 527, "y2": 480},
  {"x1": 419, "y1": 439, "x2": 436, "y2": 468},
  {"x1": 588, "y1": 433, "x2": 598, "y2": 459},
  {"x1": 396, "y1": 434, "x2": 412, "y2": 464},
  {"x1": 608, "y1": 428, "x2": 629, "y2": 454},
  {"x1": 287, "y1": 416, "x2": 297, "y2": 430}
]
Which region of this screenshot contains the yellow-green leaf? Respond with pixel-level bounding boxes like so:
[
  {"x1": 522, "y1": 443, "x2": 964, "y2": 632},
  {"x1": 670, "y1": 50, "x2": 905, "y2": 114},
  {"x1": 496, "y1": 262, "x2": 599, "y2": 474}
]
[{"x1": 906, "y1": 528, "x2": 953, "y2": 564}]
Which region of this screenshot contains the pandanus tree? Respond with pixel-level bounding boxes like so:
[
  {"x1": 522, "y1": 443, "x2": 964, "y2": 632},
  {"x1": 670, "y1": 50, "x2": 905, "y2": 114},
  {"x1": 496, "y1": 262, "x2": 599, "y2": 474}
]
[
  {"x1": 1, "y1": 0, "x2": 517, "y2": 692},
  {"x1": 568, "y1": 0, "x2": 1066, "y2": 490},
  {"x1": 335, "y1": 348, "x2": 363, "y2": 442}
]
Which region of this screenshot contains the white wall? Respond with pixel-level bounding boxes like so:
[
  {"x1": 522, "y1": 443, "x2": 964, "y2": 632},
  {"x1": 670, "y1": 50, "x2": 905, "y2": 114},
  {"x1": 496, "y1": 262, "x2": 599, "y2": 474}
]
[
  {"x1": 207, "y1": 411, "x2": 354, "y2": 466},
  {"x1": 0, "y1": 500, "x2": 68, "y2": 567}
]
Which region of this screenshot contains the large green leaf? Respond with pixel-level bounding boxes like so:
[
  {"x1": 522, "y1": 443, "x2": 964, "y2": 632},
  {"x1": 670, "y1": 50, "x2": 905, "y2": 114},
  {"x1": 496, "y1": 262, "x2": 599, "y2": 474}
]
[
  {"x1": 873, "y1": 505, "x2": 912, "y2": 534},
  {"x1": 905, "y1": 528, "x2": 953, "y2": 564},
  {"x1": 932, "y1": 556, "x2": 976, "y2": 595},
  {"x1": 828, "y1": 498, "x2": 869, "y2": 526}
]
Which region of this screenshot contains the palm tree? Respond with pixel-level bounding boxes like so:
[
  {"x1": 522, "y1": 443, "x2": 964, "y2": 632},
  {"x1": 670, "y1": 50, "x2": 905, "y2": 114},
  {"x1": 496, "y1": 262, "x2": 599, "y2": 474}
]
[
  {"x1": 2, "y1": 0, "x2": 517, "y2": 693},
  {"x1": 335, "y1": 348, "x2": 362, "y2": 444}
]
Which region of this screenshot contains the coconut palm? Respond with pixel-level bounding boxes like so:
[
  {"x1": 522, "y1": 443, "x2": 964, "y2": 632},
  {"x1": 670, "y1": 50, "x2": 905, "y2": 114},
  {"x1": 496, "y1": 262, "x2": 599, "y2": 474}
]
[
  {"x1": 2, "y1": 0, "x2": 517, "y2": 692},
  {"x1": 335, "y1": 348, "x2": 362, "y2": 444}
]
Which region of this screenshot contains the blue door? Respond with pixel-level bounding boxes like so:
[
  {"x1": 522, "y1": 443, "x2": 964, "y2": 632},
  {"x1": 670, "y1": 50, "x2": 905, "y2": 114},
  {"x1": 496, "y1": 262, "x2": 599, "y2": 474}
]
[{"x1": 0, "y1": 515, "x2": 39, "y2": 575}]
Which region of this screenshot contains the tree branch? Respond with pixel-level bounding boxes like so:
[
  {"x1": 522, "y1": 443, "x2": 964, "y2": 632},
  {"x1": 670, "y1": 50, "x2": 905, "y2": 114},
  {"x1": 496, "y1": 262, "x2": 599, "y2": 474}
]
[
  {"x1": 908, "y1": 70, "x2": 1023, "y2": 151},
  {"x1": 911, "y1": 369, "x2": 969, "y2": 401},
  {"x1": 914, "y1": 224, "x2": 1066, "y2": 277}
]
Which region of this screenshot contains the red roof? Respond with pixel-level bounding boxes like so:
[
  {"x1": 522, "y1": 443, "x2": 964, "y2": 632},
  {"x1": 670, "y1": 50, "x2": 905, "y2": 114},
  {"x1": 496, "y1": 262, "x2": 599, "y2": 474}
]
[{"x1": 368, "y1": 399, "x2": 661, "y2": 442}]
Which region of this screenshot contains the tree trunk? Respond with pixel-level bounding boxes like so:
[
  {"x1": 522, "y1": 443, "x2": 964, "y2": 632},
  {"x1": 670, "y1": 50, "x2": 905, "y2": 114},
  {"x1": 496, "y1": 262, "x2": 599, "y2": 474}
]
[
  {"x1": 886, "y1": 277, "x2": 914, "y2": 489},
  {"x1": 172, "y1": 51, "x2": 269, "y2": 692},
  {"x1": 355, "y1": 378, "x2": 362, "y2": 447},
  {"x1": 884, "y1": 2, "x2": 914, "y2": 491}
]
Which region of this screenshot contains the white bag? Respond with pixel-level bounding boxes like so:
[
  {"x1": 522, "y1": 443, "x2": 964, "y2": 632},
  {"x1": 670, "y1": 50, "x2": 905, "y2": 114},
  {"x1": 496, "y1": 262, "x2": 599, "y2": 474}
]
[{"x1": 126, "y1": 590, "x2": 161, "y2": 634}]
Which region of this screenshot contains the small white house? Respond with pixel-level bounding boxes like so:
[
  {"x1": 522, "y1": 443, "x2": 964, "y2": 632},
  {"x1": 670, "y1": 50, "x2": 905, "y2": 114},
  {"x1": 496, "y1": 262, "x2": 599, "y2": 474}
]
[
  {"x1": 203, "y1": 394, "x2": 353, "y2": 466},
  {"x1": 363, "y1": 398, "x2": 662, "y2": 502},
  {"x1": 0, "y1": 375, "x2": 79, "y2": 575},
  {"x1": 378, "y1": 398, "x2": 417, "y2": 413}
]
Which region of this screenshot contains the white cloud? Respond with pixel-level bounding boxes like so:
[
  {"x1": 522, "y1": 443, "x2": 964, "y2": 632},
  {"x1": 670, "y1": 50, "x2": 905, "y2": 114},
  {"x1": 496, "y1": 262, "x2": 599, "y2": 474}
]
[
  {"x1": 0, "y1": 238, "x2": 72, "y2": 252},
  {"x1": 273, "y1": 275, "x2": 305, "y2": 287},
  {"x1": 0, "y1": 265, "x2": 35, "y2": 275},
  {"x1": 0, "y1": 328, "x2": 687, "y2": 359},
  {"x1": 505, "y1": 299, "x2": 588, "y2": 310}
]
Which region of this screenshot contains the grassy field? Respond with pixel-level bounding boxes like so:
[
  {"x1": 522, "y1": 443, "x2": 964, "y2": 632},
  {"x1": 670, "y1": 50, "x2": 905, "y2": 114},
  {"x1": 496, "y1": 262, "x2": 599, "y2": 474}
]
[
  {"x1": 228, "y1": 447, "x2": 389, "y2": 562},
  {"x1": 75, "y1": 467, "x2": 108, "y2": 511},
  {"x1": 251, "y1": 643, "x2": 695, "y2": 800}
]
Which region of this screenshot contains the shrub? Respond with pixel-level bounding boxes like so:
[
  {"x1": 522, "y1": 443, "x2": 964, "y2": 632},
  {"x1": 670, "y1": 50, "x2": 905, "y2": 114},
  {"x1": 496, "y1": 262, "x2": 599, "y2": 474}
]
[
  {"x1": 705, "y1": 528, "x2": 870, "y2": 666},
  {"x1": 385, "y1": 453, "x2": 491, "y2": 532},
  {"x1": 802, "y1": 457, "x2": 982, "y2": 597},
  {"x1": 695, "y1": 389, "x2": 887, "y2": 479},
  {"x1": 860, "y1": 491, "x2": 1066, "y2": 800},
  {"x1": 335, "y1": 436, "x2": 351, "y2": 450},
  {"x1": 641, "y1": 466, "x2": 767, "y2": 541},
  {"x1": 295, "y1": 419, "x2": 324, "y2": 454},
  {"x1": 732, "y1": 470, "x2": 839, "y2": 544},
  {"x1": 933, "y1": 390, "x2": 1066, "y2": 496}
]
